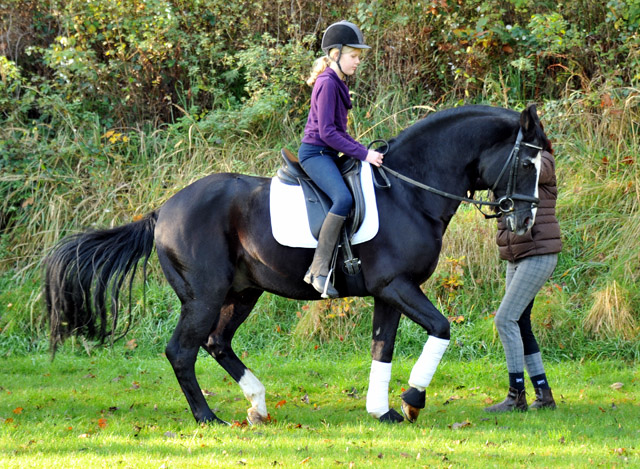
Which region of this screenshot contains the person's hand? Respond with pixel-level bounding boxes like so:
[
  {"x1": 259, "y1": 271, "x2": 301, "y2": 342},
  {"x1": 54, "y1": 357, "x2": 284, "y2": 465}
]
[{"x1": 365, "y1": 150, "x2": 384, "y2": 167}]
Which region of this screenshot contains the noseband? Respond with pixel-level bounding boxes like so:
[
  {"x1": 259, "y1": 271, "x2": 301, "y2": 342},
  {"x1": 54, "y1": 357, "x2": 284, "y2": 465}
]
[{"x1": 372, "y1": 129, "x2": 542, "y2": 218}]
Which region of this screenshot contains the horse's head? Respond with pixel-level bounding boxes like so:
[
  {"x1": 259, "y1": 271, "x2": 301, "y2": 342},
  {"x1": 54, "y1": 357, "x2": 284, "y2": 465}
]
[{"x1": 480, "y1": 104, "x2": 550, "y2": 235}]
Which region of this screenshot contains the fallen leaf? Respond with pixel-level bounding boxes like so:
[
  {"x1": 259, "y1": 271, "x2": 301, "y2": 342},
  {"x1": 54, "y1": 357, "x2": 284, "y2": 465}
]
[
  {"x1": 300, "y1": 456, "x2": 311, "y2": 464},
  {"x1": 610, "y1": 382, "x2": 624, "y2": 390},
  {"x1": 13, "y1": 407, "x2": 23, "y2": 414},
  {"x1": 449, "y1": 420, "x2": 471, "y2": 430},
  {"x1": 275, "y1": 400, "x2": 287, "y2": 409},
  {"x1": 443, "y1": 395, "x2": 462, "y2": 405},
  {"x1": 125, "y1": 339, "x2": 137, "y2": 351},
  {"x1": 600, "y1": 93, "x2": 613, "y2": 108}
]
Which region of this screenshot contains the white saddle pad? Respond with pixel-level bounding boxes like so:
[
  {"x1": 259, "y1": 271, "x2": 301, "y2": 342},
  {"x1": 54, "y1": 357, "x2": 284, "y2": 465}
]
[{"x1": 270, "y1": 161, "x2": 379, "y2": 248}]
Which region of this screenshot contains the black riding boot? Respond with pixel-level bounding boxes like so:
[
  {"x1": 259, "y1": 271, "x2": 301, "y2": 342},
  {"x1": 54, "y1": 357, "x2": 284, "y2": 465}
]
[
  {"x1": 304, "y1": 213, "x2": 345, "y2": 298},
  {"x1": 484, "y1": 387, "x2": 528, "y2": 413},
  {"x1": 530, "y1": 388, "x2": 556, "y2": 410}
]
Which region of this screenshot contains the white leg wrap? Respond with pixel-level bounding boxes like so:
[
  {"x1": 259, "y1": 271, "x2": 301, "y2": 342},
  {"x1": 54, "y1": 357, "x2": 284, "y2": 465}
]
[
  {"x1": 238, "y1": 369, "x2": 268, "y2": 417},
  {"x1": 366, "y1": 360, "x2": 392, "y2": 418},
  {"x1": 408, "y1": 337, "x2": 450, "y2": 391}
]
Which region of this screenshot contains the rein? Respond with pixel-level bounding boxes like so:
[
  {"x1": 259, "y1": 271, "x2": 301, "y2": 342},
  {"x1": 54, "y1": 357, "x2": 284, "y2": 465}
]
[{"x1": 369, "y1": 131, "x2": 542, "y2": 219}]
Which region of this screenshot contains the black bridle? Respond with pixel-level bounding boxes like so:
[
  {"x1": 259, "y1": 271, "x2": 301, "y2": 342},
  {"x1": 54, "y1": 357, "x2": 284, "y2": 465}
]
[{"x1": 371, "y1": 129, "x2": 542, "y2": 219}]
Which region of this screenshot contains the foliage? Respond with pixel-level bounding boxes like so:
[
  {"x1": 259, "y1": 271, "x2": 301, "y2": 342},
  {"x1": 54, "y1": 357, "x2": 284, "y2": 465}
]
[{"x1": 1, "y1": 0, "x2": 639, "y2": 360}]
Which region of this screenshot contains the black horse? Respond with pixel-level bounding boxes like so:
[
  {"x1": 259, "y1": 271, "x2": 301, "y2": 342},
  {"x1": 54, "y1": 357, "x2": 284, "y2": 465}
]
[{"x1": 45, "y1": 104, "x2": 550, "y2": 425}]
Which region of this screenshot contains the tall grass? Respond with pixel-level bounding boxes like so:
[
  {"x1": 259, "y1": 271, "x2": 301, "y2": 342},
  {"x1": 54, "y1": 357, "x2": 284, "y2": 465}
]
[{"x1": 1, "y1": 80, "x2": 639, "y2": 362}]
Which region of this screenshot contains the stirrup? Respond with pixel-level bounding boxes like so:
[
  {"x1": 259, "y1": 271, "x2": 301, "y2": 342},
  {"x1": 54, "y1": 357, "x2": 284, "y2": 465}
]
[{"x1": 320, "y1": 268, "x2": 337, "y2": 299}]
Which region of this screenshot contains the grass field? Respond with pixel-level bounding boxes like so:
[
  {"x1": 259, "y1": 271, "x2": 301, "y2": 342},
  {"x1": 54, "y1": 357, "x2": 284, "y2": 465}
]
[{"x1": 2, "y1": 348, "x2": 638, "y2": 468}]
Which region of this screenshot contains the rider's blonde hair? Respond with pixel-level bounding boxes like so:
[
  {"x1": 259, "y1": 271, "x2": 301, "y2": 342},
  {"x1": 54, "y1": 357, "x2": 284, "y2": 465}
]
[{"x1": 306, "y1": 46, "x2": 357, "y2": 87}]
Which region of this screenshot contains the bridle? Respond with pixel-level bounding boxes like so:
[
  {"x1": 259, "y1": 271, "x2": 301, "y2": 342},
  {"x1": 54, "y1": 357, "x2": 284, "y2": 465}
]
[{"x1": 371, "y1": 129, "x2": 543, "y2": 219}]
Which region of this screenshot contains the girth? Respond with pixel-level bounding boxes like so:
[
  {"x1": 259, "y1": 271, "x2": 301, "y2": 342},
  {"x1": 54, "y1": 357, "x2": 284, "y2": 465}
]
[{"x1": 276, "y1": 148, "x2": 366, "y2": 240}]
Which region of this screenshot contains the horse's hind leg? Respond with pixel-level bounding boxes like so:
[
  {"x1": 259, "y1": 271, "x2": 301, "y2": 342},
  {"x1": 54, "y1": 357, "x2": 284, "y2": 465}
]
[
  {"x1": 202, "y1": 289, "x2": 269, "y2": 425},
  {"x1": 165, "y1": 295, "x2": 229, "y2": 424}
]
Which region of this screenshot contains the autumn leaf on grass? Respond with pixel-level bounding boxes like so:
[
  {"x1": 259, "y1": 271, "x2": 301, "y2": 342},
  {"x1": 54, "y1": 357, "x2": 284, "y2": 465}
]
[
  {"x1": 275, "y1": 400, "x2": 287, "y2": 408},
  {"x1": 125, "y1": 339, "x2": 137, "y2": 351},
  {"x1": 449, "y1": 420, "x2": 471, "y2": 430},
  {"x1": 443, "y1": 395, "x2": 462, "y2": 405},
  {"x1": 98, "y1": 418, "x2": 107, "y2": 429},
  {"x1": 13, "y1": 407, "x2": 23, "y2": 414}
]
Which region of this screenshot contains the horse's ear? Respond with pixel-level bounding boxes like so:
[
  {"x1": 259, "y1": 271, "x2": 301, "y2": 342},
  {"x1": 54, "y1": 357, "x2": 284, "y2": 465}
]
[{"x1": 520, "y1": 104, "x2": 540, "y2": 138}]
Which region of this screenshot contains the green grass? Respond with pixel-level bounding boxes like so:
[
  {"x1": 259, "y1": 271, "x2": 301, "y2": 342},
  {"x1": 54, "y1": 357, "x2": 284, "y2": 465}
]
[{"x1": 1, "y1": 349, "x2": 638, "y2": 468}]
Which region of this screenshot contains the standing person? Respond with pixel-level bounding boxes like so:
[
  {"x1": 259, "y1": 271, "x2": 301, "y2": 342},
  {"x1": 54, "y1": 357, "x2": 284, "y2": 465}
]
[
  {"x1": 299, "y1": 20, "x2": 384, "y2": 298},
  {"x1": 485, "y1": 149, "x2": 562, "y2": 412}
]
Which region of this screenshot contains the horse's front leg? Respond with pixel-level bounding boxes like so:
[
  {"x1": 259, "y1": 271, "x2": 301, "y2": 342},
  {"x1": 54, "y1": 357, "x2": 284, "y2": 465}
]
[
  {"x1": 376, "y1": 277, "x2": 451, "y2": 423},
  {"x1": 366, "y1": 300, "x2": 404, "y2": 423}
]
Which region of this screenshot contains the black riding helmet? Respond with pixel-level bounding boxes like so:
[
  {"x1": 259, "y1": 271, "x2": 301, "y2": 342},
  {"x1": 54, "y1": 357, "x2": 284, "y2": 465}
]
[
  {"x1": 321, "y1": 21, "x2": 370, "y2": 78},
  {"x1": 321, "y1": 21, "x2": 370, "y2": 54}
]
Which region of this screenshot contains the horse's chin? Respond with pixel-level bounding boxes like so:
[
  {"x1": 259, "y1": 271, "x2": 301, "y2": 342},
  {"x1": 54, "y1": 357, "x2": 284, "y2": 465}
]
[
  {"x1": 514, "y1": 226, "x2": 529, "y2": 236},
  {"x1": 505, "y1": 214, "x2": 534, "y2": 236}
]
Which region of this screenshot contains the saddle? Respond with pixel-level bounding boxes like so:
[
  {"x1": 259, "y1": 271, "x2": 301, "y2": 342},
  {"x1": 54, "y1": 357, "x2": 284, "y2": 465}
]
[
  {"x1": 276, "y1": 148, "x2": 366, "y2": 276},
  {"x1": 277, "y1": 148, "x2": 366, "y2": 240}
]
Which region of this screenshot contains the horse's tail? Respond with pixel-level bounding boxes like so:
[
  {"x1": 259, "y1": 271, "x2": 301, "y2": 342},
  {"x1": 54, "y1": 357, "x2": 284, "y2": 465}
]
[{"x1": 44, "y1": 211, "x2": 158, "y2": 355}]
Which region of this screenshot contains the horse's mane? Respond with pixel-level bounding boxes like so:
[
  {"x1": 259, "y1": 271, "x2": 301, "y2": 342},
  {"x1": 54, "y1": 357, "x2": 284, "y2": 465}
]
[
  {"x1": 382, "y1": 105, "x2": 550, "y2": 154},
  {"x1": 388, "y1": 105, "x2": 516, "y2": 146}
]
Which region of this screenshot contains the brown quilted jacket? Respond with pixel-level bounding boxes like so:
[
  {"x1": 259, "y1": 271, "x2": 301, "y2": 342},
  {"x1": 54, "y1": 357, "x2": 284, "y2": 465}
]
[{"x1": 496, "y1": 151, "x2": 562, "y2": 261}]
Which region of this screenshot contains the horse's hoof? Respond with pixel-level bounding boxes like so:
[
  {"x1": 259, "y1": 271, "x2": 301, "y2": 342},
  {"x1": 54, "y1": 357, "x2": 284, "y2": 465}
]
[
  {"x1": 247, "y1": 408, "x2": 269, "y2": 426},
  {"x1": 200, "y1": 415, "x2": 230, "y2": 426},
  {"x1": 401, "y1": 401, "x2": 421, "y2": 424},
  {"x1": 378, "y1": 408, "x2": 404, "y2": 423}
]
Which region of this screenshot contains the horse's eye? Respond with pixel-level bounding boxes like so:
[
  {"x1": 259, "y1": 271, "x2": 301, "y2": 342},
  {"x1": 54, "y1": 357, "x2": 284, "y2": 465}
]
[{"x1": 522, "y1": 160, "x2": 534, "y2": 169}]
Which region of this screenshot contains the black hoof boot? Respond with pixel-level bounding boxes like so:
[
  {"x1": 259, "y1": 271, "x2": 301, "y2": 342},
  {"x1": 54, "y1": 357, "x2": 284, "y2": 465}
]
[
  {"x1": 378, "y1": 408, "x2": 404, "y2": 423},
  {"x1": 401, "y1": 387, "x2": 426, "y2": 423}
]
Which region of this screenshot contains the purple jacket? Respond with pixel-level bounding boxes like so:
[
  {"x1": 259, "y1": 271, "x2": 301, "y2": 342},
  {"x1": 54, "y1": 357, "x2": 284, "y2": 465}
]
[{"x1": 302, "y1": 68, "x2": 368, "y2": 161}]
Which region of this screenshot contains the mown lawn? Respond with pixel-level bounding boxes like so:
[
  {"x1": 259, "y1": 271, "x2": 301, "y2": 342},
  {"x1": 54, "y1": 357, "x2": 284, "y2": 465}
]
[{"x1": 1, "y1": 350, "x2": 638, "y2": 468}]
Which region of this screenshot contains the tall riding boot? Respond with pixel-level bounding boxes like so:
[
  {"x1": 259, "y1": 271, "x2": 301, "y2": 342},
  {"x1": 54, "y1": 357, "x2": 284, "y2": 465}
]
[
  {"x1": 484, "y1": 387, "x2": 528, "y2": 413},
  {"x1": 304, "y1": 213, "x2": 345, "y2": 298},
  {"x1": 530, "y1": 388, "x2": 556, "y2": 410}
]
